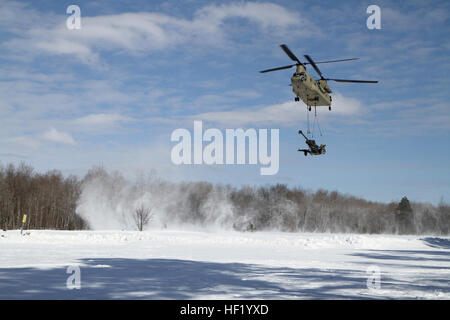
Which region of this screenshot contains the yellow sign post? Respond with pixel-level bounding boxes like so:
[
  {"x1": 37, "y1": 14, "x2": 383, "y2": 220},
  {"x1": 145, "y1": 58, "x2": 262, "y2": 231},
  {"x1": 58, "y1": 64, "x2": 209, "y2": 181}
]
[{"x1": 20, "y1": 214, "x2": 27, "y2": 235}]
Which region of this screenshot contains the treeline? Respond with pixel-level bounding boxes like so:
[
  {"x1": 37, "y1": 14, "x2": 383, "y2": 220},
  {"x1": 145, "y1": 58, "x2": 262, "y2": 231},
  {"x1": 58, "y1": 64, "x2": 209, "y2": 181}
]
[
  {"x1": 79, "y1": 167, "x2": 450, "y2": 235},
  {"x1": 228, "y1": 186, "x2": 449, "y2": 235},
  {"x1": 159, "y1": 181, "x2": 449, "y2": 235},
  {"x1": 1, "y1": 163, "x2": 449, "y2": 235},
  {"x1": 0, "y1": 163, "x2": 87, "y2": 230}
]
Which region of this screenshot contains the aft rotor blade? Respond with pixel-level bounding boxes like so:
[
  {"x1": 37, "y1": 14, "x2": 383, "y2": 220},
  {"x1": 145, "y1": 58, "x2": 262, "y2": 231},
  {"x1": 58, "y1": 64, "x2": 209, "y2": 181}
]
[
  {"x1": 326, "y1": 78, "x2": 378, "y2": 83},
  {"x1": 311, "y1": 58, "x2": 360, "y2": 64},
  {"x1": 280, "y1": 44, "x2": 301, "y2": 64},
  {"x1": 259, "y1": 64, "x2": 296, "y2": 73},
  {"x1": 304, "y1": 54, "x2": 323, "y2": 79}
]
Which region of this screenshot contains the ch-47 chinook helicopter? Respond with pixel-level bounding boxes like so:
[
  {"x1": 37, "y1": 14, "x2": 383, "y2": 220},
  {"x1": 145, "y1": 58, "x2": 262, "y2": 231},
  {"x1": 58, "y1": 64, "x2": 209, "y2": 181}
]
[{"x1": 260, "y1": 44, "x2": 378, "y2": 112}]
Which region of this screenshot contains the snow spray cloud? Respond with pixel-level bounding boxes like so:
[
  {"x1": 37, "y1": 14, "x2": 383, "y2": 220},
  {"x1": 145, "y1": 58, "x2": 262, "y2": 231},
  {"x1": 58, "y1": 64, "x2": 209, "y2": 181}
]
[
  {"x1": 75, "y1": 167, "x2": 314, "y2": 232},
  {"x1": 170, "y1": 121, "x2": 279, "y2": 175},
  {"x1": 75, "y1": 167, "x2": 450, "y2": 234},
  {"x1": 75, "y1": 167, "x2": 236, "y2": 230}
]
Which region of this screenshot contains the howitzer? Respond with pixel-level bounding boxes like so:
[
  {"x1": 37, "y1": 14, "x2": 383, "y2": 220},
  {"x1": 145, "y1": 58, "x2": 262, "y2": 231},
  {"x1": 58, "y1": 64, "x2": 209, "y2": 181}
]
[{"x1": 298, "y1": 130, "x2": 326, "y2": 156}]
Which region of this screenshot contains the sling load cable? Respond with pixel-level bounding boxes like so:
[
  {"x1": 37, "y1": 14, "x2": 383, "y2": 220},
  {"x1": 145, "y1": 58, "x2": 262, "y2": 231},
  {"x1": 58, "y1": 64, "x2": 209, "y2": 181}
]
[
  {"x1": 306, "y1": 106, "x2": 311, "y2": 135},
  {"x1": 311, "y1": 106, "x2": 323, "y2": 139}
]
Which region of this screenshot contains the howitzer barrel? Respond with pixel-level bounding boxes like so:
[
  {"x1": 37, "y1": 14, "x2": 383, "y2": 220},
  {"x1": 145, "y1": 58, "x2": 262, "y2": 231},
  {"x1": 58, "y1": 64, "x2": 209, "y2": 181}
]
[{"x1": 298, "y1": 130, "x2": 308, "y2": 140}]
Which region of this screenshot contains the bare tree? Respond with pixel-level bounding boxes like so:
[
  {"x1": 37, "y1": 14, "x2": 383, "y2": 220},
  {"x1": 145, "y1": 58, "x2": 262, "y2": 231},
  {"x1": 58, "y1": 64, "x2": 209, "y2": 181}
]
[{"x1": 133, "y1": 204, "x2": 153, "y2": 231}]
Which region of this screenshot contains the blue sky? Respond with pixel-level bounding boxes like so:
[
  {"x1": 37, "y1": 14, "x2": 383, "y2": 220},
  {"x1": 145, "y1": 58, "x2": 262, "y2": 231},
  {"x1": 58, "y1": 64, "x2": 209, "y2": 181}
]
[{"x1": 0, "y1": 0, "x2": 449, "y2": 204}]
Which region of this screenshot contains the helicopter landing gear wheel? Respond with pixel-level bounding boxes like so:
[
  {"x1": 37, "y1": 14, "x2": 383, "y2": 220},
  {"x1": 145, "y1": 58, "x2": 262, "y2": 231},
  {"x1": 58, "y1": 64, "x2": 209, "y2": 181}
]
[
  {"x1": 295, "y1": 97, "x2": 299, "y2": 102},
  {"x1": 329, "y1": 106, "x2": 331, "y2": 111},
  {"x1": 308, "y1": 106, "x2": 312, "y2": 111},
  {"x1": 304, "y1": 151, "x2": 307, "y2": 156}
]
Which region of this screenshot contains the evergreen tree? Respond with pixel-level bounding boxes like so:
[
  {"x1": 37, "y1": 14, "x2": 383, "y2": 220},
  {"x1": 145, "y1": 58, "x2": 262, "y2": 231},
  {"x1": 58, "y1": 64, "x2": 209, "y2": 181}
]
[{"x1": 396, "y1": 196, "x2": 415, "y2": 234}]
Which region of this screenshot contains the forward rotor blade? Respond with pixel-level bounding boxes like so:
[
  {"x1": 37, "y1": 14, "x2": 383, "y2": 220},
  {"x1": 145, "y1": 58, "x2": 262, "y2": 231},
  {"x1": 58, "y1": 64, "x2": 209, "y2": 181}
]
[
  {"x1": 304, "y1": 54, "x2": 323, "y2": 79},
  {"x1": 311, "y1": 58, "x2": 360, "y2": 64},
  {"x1": 280, "y1": 44, "x2": 301, "y2": 64},
  {"x1": 326, "y1": 78, "x2": 378, "y2": 83},
  {"x1": 259, "y1": 64, "x2": 296, "y2": 73}
]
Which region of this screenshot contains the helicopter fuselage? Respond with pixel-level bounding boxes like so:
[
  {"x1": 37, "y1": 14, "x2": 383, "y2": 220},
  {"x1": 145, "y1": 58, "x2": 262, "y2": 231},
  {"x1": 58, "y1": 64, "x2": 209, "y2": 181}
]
[
  {"x1": 291, "y1": 65, "x2": 331, "y2": 108},
  {"x1": 260, "y1": 45, "x2": 377, "y2": 110}
]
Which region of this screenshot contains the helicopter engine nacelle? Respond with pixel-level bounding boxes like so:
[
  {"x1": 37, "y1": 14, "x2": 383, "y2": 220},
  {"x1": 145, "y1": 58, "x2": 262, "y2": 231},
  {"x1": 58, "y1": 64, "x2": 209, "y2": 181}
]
[{"x1": 318, "y1": 79, "x2": 332, "y2": 93}]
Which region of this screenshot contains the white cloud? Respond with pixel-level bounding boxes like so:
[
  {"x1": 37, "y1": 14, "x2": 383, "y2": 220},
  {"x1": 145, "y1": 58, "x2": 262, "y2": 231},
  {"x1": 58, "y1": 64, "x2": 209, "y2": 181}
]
[
  {"x1": 41, "y1": 127, "x2": 76, "y2": 145},
  {"x1": 195, "y1": 2, "x2": 305, "y2": 31},
  {"x1": 193, "y1": 93, "x2": 362, "y2": 127},
  {"x1": 331, "y1": 93, "x2": 363, "y2": 115},
  {"x1": 2, "y1": 1, "x2": 310, "y2": 65},
  {"x1": 74, "y1": 113, "x2": 133, "y2": 126}
]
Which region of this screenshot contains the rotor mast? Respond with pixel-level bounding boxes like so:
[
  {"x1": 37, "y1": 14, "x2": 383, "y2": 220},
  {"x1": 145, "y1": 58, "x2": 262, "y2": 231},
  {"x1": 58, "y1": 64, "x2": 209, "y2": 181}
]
[{"x1": 296, "y1": 64, "x2": 306, "y2": 73}]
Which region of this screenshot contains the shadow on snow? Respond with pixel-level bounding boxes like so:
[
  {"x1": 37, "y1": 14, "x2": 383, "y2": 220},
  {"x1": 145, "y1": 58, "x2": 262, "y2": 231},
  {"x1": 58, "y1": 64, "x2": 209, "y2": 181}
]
[
  {"x1": 349, "y1": 245, "x2": 449, "y2": 296},
  {"x1": 0, "y1": 258, "x2": 372, "y2": 300},
  {"x1": 422, "y1": 237, "x2": 450, "y2": 250},
  {"x1": 1, "y1": 238, "x2": 449, "y2": 299}
]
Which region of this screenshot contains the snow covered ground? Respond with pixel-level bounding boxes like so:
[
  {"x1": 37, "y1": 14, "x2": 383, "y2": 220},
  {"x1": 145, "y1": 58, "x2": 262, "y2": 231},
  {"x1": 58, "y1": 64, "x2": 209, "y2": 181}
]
[{"x1": 0, "y1": 229, "x2": 449, "y2": 299}]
